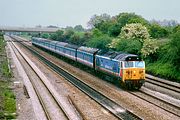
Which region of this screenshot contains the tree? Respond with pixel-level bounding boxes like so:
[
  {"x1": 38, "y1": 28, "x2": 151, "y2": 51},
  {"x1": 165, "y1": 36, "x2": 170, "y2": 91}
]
[
  {"x1": 169, "y1": 31, "x2": 180, "y2": 70},
  {"x1": 69, "y1": 34, "x2": 81, "y2": 45},
  {"x1": 87, "y1": 13, "x2": 111, "y2": 29},
  {"x1": 56, "y1": 30, "x2": 64, "y2": 41},
  {"x1": 116, "y1": 13, "x2": 149, "y2": 27},
  {"x1": 109, "y1": 38, "x2": 142, "y2": 54},
  {"x1": 120, "y1": 23, "x2": 150, "y2": 42},
  {"x1": 86, "y1": 29, "x2": 112, "y2": 50},
  {"x1": 74, "y1": 25, "x2": 85, "y2": 32},
  {"x1": 141, "y1": 39, "x2": 159, "y2": 57},
  {"x1": 41, "y1": 33, "x2": 49, "y2": 39},
  {"x1": 108, "y1": 12, "x2": 149, "y2": 37},
  {"x1": 149, "y1": 23, "x2": 169, "y2": 38},
  {"x1": 63, "y1": 29, "x2": 75, "y2": 42},
  {"x1": 49, "y1": 33, "x2": 58, "y2": 40},
  {"x1": 172, "y1": 25, "x2": 180, "y2": 33},
  {"x1": 109, "y1": 23, "x2": 160, "y2": 57}
]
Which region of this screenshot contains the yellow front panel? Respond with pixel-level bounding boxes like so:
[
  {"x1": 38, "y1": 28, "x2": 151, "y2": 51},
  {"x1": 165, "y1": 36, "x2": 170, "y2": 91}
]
[{"x1": 123, "y1": 68, "x2": 145, "y2": 80}]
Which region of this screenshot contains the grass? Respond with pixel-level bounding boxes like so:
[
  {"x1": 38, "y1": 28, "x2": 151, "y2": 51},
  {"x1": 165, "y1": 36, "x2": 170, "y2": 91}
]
[
  {"x1": 0, "y1": 34, "x2": 16, "y2": 119},
  {"x1": 145, "y1": 38, "x2": 180, "y2": 82},
  {"x1": 1, "y1": 60, "x2": 12, "y2": 78},
  {"x1": 146, "y1": 61, "x2": 180, "y2": 82}
]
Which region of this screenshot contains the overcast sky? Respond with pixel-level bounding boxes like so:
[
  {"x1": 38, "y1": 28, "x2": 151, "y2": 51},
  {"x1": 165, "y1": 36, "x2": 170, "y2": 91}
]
[{"x1": 0, "y1": 0, "x2": 179, "y2": 28}]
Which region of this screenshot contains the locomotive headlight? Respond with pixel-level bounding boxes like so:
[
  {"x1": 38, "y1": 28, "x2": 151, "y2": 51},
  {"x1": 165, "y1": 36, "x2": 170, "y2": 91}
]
[{"x1": 133, "y1": 71, "x2": 136, "y2": 74}]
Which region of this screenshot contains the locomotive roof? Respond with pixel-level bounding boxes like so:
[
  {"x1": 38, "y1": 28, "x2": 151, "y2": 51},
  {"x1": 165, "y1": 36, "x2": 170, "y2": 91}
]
[
  {"x1": 50, "y1": 40, "x2": 59, "y2": 45},
  {"x1": 65, "y1": 44, "x2": 79, "y2": 49},
  {"x1": 78, "y1": 46, "x2": 99, "y2": 54},
  {"x1": 33, "y1": 37, "x2": 52, "y2": 42},
  {"x1": 97, "y1": 51, "x2": 140, "y2": 61},
  {"x1": 56, "y1": 42, "x2": 68, "y2": 47}
]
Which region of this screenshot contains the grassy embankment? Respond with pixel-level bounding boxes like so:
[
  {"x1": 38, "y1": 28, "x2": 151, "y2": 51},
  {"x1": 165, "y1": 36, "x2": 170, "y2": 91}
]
[
  {"x1": 146, "y1": 38, "x2": 180, "y2": 82},
  {"x1": 0, "y1": 34, "x2": 16, "y2": 119}
]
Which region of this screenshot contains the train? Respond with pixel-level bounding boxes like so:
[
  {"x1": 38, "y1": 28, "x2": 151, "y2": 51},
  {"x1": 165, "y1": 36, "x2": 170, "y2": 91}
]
[{"x1": 31, "y1": 37, "x2": 145, "y2": 89}]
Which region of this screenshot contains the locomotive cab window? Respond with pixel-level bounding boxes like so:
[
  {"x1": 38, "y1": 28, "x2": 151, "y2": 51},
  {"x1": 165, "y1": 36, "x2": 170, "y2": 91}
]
[
  {"x1": 124, "y1": 61, "x2": 134, "y2": 68},
  {"x1": 135, "y1": 61, "x2": 145, "y2": 68}
]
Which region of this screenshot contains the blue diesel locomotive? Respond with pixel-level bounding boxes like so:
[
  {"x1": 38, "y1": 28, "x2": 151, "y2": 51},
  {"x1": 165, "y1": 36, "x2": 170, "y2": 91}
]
[{"x1": 32, "y1": 37, "x2": 145, "y2": 89}]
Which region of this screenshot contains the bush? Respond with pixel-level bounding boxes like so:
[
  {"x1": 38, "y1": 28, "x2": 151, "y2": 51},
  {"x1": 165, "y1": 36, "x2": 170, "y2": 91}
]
[
  {"x1": 141, "y1": 39, "x2": 159, "y2": 57},
  {"x1": 86, "y1": 30, "x2": 112, "y2": 50},
  {"x1": 110, "y1": 38, "x2": 142, "y2": 54},
  {"x1": 120, "y1": 23, "x2": 150, "y2": 42},
  {"x1": 146, "y1": 62, "x2": 180, "y2": 81},
  {"x1": 169, "y1": 31, "x2": 180, "y2": 70},
  {"x1": 149, "y1": 23, "x2": 169, "y2": 38}
]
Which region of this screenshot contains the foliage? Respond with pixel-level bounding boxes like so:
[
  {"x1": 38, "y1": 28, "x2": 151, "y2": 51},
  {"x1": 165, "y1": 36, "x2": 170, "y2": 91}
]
[
  {"x1": 0, "y1": 36, "x2": 5, "y2": 53},
  {"x1": 0, "y1": 32, "x2": 3, "y2": 36},
  {"x1": 88, "y1": 12, "x2": 150, "y2": 37},
  {"x1": 146, "y1": 62, "x2": 180, "y2": 80},
  {"x1": 40, "y1": 33, "x2": 49, "y2": 39},
  {"x1": 86, "y1": 29, "x2": 112, "y2": 50},
  {"x1": 108, "y1": 24, "x2": 121, "y2": 37},
  {"x1": 109, "y1": 23, "x2": 159, "y2": 57},
  {"x1": 49, "y1": 33, "x2": 58, "y2": 40},
  {"x1": 169, "y1": 30, "x2": 180, "y2": 70},
  {"x1": 145, "y1": 31, "x2": 180, "y2": 81},
  {"x1": 109, "y1": 38, "x2": 142, "y2": 54},
  {"x1": 74, "y1": 25, "x2": 85, "y2": 32},
  {"x1": 0, "y1": 81, "x2": 16, "y2": 119},
  {"x1": 50, "y1": 30, "x2": 64, "y2": 41},
  {"x1": 63, "y1": 29, "x2": 75, "y2": 42},
  {"x1": 87, "y1": 13, "x2": 111, "y2": 29},
  {"x1": 141, "y1": 39, "x2": 159, "y2": 57},
  {"x1": 64, "y1": 26, "x2": 74, "y2": 31},
  {"x1": 69, "y1": 34, "x2": 81, "y2": 45},
  {"x1": 172, "y1": 25, "x2": 180, "y2": 33},
  {"x1": 108, "y1": 12, "x2": 149, "y2": 37},
  {"x1": 2, "y1": 60, "x2": 12, "y2": 78},
  {"x1": 120, "y1": 23, "x2": 150, "y2": 42},
  {"x1": 149, "y1": 23, "x2": 169, "y2": 38},
  {"x1": 116, "y1": 12, "x2": 149, "y2": 27}
]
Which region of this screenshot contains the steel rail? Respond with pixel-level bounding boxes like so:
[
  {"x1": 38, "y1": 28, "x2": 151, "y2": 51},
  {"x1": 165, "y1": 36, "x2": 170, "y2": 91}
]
[
  {"x1": 9, "y1": 42, "x2": 51, "y2": 120},
  {"x1": 10, "y1": 41, "x2": 71, "y2": 120},
  {"x1": 145, "y1": 78, "x2": 180, "y2": 93},
  {"x1": 130, "y1": 91, "x2": 180, "y2": 118}
]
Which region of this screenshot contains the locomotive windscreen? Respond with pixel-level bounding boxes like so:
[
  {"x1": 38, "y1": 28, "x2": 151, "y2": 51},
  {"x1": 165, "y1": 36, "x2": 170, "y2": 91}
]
[{"x1": 125, "y1": 56, "x2": 142, "y2": 61}]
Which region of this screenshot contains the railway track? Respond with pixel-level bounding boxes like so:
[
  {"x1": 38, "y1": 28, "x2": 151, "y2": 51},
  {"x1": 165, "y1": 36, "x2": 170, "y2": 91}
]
[
  {"x1": 126, "y1": 74, "x2": 180, "y2": 117},
  {"x1": 8, "y1": 39, "x2": 82, "y2": 120},
  {"x1": 130, "y1": 88, "x2": 180, "y2": 118},
  {"x1": 11, "y1": 36, "x2": 143, "y2": 120},
  {"x1": 145, "y1": 75, "x2": 180, "y2": 93},
  {"x1": 126, "y1": 73, "x2": 180, "y2": 118},
  {"x1": 143, "y1": 74, "x2": 180, "y2": 116}
]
